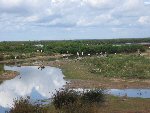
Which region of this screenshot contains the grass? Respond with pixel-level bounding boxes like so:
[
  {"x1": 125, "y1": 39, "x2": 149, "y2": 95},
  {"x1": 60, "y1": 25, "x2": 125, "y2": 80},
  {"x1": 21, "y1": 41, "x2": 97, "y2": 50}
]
[
  {"x1": 100, "y1": 95, "x2": 150, "y2": 113},
  {"x1": 60, "y1": 54, "x2": 150, "y2": 80},
  {"x1": 83, "y1": 54, "x2": 150, "y2": 79}
]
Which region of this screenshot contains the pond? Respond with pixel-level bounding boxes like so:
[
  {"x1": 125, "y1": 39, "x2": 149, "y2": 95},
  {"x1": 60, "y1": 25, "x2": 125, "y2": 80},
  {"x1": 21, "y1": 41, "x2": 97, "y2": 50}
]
[{"x1": 0, "y1": 66, "x2": 66, "y2": 112}]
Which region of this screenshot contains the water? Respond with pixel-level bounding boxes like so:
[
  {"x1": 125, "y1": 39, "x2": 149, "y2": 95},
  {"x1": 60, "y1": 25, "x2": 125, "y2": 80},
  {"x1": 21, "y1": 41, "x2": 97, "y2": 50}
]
[
  {"x1": 0, "y1": 66, "x2": 66, "y2": 112},
  {"x1": 74, "y1": 88, "x2": 150, "y2": 98},
  {"x1": 107, "y1": 89, "x2": 150, "y2": 98}
]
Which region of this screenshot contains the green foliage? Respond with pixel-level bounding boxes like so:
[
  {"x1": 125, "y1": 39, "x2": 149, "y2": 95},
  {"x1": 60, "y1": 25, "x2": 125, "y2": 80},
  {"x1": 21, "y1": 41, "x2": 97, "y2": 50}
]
[
  {"x1": 52, "y1": 89, "x2": 105, "y2": 113},
  {"x1": 0, "y1": 39, "x2": 146, "y2": 57},
  {"x1": 81, "y1": 90, "x2": 105, "y2": 104},
  {"x1": 53, "y1": 89, "x2": 79, "y2": 109}
]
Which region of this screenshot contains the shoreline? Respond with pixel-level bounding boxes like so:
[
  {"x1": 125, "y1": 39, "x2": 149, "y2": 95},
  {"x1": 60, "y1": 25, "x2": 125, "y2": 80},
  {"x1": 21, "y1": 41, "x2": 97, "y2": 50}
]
[{"x1": 0, "y1": 70, "x2": 19, "y2": 81}]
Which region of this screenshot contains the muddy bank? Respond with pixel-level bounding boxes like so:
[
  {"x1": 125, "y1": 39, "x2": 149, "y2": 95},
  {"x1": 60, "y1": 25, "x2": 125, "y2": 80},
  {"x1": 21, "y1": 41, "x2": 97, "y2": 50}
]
[
  {"x1": 0, "y1": 71, "x2": 19, "y2": 81},
  {"x1": 65, "y1": 79, "x2": 150, "y2": 89}
]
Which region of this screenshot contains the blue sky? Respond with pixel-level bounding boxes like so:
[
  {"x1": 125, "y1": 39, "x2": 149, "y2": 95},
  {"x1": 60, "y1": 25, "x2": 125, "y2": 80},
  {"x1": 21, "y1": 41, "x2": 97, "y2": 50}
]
[{"x1": 0, "y1": 0, "x2": 150, "y2": 41}]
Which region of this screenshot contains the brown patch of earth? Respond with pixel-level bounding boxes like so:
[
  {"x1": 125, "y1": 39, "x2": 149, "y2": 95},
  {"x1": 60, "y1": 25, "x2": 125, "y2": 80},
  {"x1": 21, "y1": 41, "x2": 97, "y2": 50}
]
[
  {"x1": 65, "y1": 79, "x2": 150, "y2": 89},
  {"x1": 0, "y1": 71, "x2": 19, "y2": 80}
]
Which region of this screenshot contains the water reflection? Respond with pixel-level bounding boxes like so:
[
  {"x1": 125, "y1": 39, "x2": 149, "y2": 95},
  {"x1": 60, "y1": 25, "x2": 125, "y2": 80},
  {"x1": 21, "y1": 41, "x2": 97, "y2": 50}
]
[
  {"x1": 107, "y1": 89, "x2": 150, "y2": 98},
  {"x1": 74, "y1": 88, "x2": 150, "y2": 98},
  {"x1": 0, "y1": 66, "x2": 66, "y2": 111}
]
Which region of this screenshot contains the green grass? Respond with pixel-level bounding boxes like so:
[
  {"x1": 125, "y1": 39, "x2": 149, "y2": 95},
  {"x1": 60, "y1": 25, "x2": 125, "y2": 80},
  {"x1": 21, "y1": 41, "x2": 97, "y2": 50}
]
[
  {"x1": 59, "y1": 54, "x2": 150, "y2": 80},
  {"x1": 83, "y1": 54, "x2": 150, "y2": 79}
]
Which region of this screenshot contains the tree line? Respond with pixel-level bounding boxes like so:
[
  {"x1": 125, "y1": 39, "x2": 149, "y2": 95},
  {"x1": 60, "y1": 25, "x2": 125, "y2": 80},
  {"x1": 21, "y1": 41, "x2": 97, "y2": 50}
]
[{"x1": 0, "y1": 39, "x2": 146, "y2": 55}]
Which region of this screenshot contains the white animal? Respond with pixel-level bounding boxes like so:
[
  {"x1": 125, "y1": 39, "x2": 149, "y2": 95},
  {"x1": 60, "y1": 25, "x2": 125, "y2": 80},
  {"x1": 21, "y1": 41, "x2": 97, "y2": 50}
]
[
  {"x1": 77, "y1": 52, "x2": 79, "y2": 56},
  {"x1": 82, "y1": 52, "x2": 84, "y2": 56}
]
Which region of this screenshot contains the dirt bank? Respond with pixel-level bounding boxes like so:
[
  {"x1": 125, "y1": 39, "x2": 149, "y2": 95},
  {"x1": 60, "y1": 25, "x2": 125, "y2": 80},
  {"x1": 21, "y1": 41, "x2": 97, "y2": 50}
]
[{"x1": 0, "y1": 71, "x2": 19, "y2": 81}]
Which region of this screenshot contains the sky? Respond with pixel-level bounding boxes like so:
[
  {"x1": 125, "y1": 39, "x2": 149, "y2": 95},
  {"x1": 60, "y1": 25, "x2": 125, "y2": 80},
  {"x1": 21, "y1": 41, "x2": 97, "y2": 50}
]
[{"x1": 0, "y1": 0, "x2": 150, "y2": 41}]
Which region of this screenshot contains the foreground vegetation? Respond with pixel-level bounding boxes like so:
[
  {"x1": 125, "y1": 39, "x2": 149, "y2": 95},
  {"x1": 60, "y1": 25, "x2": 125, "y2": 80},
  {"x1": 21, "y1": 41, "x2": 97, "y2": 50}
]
[
  {"x1": 9, "y1": 89, "x2": 150, "y2": 113},
  {"x1": 9, "y1": 89, "x2": 105, "y2": 113}
]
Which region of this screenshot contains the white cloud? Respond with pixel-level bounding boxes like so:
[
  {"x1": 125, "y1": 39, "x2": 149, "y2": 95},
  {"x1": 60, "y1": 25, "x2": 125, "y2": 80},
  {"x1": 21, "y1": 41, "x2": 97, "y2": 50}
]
[
  {"x1": 138, "y1": 16, "x2": 150, "y2": 24},
  {"x1": 0, "y1": 0, "x2": 150, "y2": 39}
]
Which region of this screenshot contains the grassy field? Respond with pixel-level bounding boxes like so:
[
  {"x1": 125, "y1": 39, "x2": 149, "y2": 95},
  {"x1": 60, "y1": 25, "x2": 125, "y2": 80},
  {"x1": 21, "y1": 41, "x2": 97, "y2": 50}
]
[
  {"x1": 60, "y1": 54, "x2": 150, "y2": 80},
  {"x1": 83, "y1": 54, "x2": 150, "y2": 79}
]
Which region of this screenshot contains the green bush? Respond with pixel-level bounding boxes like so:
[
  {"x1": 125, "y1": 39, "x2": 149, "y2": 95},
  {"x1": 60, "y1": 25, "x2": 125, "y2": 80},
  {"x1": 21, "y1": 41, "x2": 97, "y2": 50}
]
[
  {"x1": 52, "y1": 89, "x2": 105, "y2": 113},
  {"x1": 81, "y1": 90, "x2": 105, "y2": 104},
  {"x1": 53, "y1": 89, "x2": 79, "y2": 109}
]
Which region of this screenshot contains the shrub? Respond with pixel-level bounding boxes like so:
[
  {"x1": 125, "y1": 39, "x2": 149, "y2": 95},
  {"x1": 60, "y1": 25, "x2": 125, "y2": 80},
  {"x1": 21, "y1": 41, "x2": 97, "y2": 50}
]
[
  {"x1": 81, "y1": 89, "x2": 105, "y2": 104},
  {"x1": 53, "y1": 89, "x2": 79, "y2": 109},
  {"x1": 9, "y1": 97, "x2": 47, "y2": 113},
  {"x1": 52, "y1": 89, "x2": 105, "y2": 113}
]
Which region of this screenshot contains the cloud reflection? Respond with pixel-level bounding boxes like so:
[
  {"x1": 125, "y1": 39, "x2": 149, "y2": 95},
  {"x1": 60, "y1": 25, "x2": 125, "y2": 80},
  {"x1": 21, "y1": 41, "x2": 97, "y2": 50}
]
[{"x1": 0, "y1": 66, "x2": 66, "y2": 109}]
